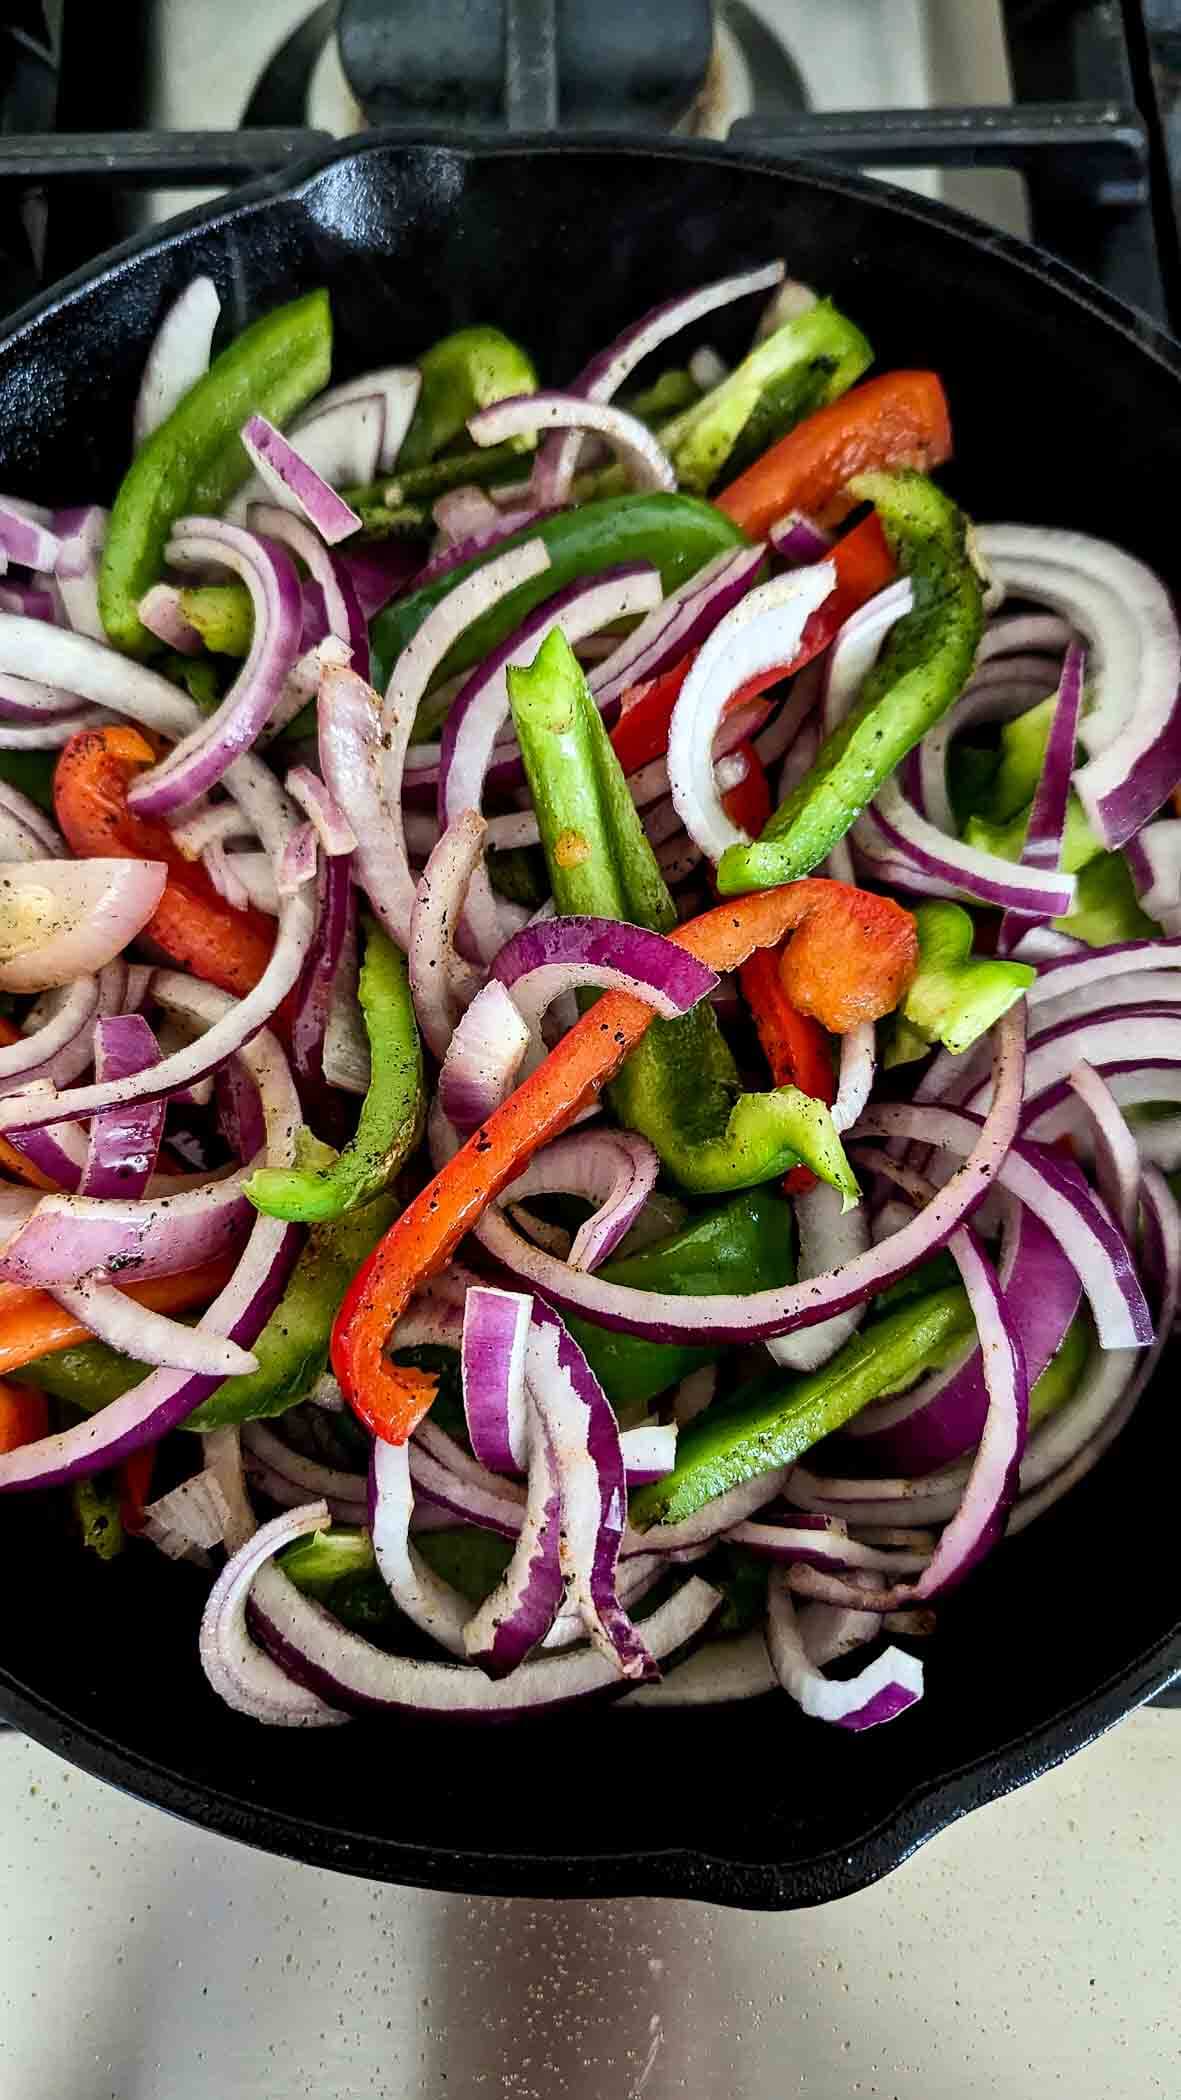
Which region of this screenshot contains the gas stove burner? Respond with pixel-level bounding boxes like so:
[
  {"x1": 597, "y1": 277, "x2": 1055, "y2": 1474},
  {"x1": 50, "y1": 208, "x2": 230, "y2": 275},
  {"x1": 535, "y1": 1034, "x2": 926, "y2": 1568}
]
[{"x1": 242, "y1": 0, "x2": 807, "y2": 138}]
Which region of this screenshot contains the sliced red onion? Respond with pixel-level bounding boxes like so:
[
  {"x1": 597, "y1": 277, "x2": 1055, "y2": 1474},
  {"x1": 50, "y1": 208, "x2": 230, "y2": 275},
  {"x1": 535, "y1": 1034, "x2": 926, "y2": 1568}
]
[
  {"x1": 471, "y1": 1007, "x2": 1026, "y2": 1345},
  {"x1": 289, "y1": 849, "x2": 351, "y2": 1089},
  {"x1": 0, "y1": 581, "x2": 65, "y2": 626},
  {"x1": 857, "y1": 1102, "x2": 1149, "y2": 1350},
  {"x1": 0, "y1": 972, "x2": 99, "y2": 1082},
  {"x1": 1027, "y1": 936, "x2": 1181, "y2": 1009},
  {"x1": 0, "y1": 880, "x2": 316, "y2": 1132},
  {"x1": 78, "y1": 1013, "x2": 165, "y2": 1199},
  {"x1": 524, "y1": 1300, "x2": 656, "y2": 1680},
  {"x1": 241, "y1": 1420, "x2": 366, "y2": 1526},
  {"x1": 0, "y1": 779, "x2": 62, "y2": 858},
  {"x1": 369, "y1": 1438, "x2": 469, "y2": 1655},
  {"x1": 0, "y1": 839, "x2": 107, "y2": 976},
  {"x1": 248, "y1": 501, "x2": 371, "y2": 690},
  {"x1": 996, "y1": 641, "x2": 1087, "y2": 955},
  {"x1": 1068, "y1": 1061, "x2": 1140, "y2": 1244},
  {"x1": 765, "y1": 1572, "x2": 922, "y2": 1730},
  {"x1": 408, "y1": 810, "x2": 486, "y2": 1059},
  {"x1": 127, "y1": 521, "x2": 302, "y2": 816},
  {"x1": 275, "y1": 821, "x2": 317, "y2": 897},
  {"x1": 295, "y1": 367, "x2": 420, "y2": 475},
  {"x1": 618, "y1": 1423, "x2": 678, "y2": 1485},
  {"x1": 588, "y1": 545, "x2": 766, "y2": 714},
  {"x1": 979, "y1": 525, "x2": 1181, "y2": 847},
  {"x1": 832, "y1": 1021, "x2": 875, "y2": 1133},
  {"x1": 769, "y1": 511, "x2": 833, "y2": 565},
  {"x1": 674, "y1": 1366, "x2": 716, "y2": 1425},
  {"x1": 462, "y1": 1393, "x2": 567, "y2": 1675},
  {"x1": 239, "y1": 414, "x2": 361, "y2": 545},
  {"x1": 320, "y1": 539, "x2": 550, "y2": 948},
  {"x1": 622, "y1": 1627, "x2": 777, "y2": 1709},
  {"x1": 52, "y1": 504, "x2": 108, "y2": 641},
  {"x1": 437, "y1": 979, "x2": 531, "y2": 1134},
  {"x1": 433, "y1": 486, "x2": 501, "y2": 542},
  {"x1": 206, "y1": 845, "x2": 276, "y2": 915},
  {"x1": 725, "y1": 1519, "x2": 928, "y2": 1576},
  {"x1": 133, "y1": 275, "x2": 220, "y2": 447},
  {"x1": 438, "y1": 563, "x2": 661, "y2": 961},
  {"x1": 847, "y1": 1190, "x2": 1081, "y2": 1473},
  {"x1": 497, "y1": 1128, "x2": 661, "y2": 1273},
  {"x1": 201, "y1": 1504, "x2": 348, "y2": 1726},
  {"x1": 56, "y1": 1280, "x2": 257, "y2": 1377},
  {"x1": 285, "y1": 764, "x2": 356, "y2": 854},
  {"x1": 0, "y1": 1154, "x2": 254, "y2": 1289},
  {"x1": 472, "y1": 390, "x2": 676, "y2": 496},
  {"x1": 141, "y1": 1467, "x2": 232, "y2": 1562},
  {"x1": 857, "y1": 774, "x2": 1075, "y2": 916},
  {"x1": 766, "y1": 1182, "x2": 871, "y2": 1375},
  {"x1": 490, "y1": 913, "x2": 717, "y2": 1044},
  {"x1": 408, "y1": 506, "x2": 562, "y2": 596},
  {"x1": 138, "y1": 582, "x2": 203, "y2": 655},
  {"x1": 0, "y1": 1012, "x2": 302, "y2": 1491},
  {"x1": 322, "y1": 900, "x2": 368, "y2": 1096},
  {"x1": 532, "y1": 259, "x2": 784, "y2": 504},
  {"x1": 966, "y1": 1009, "x2": 1181, "y2": 1129},
  {"x1": 462, "y1": 1284, "x2": 532, "y2": 1475},
  {"x1": 201, "y1": 1424, "x2": 255, "y2": 1553},
  {"x1": 0, "y1": 497, "x2": 60, "y2": 572},
  {"x1": 668, "y1": 563, "x2": 836, "y2": 860},
  {"x1": 337, "y1": 540, "x2": 419, "y2": 623},
  {"x1": 247, "y1": 1553, "x2": 719, "y2": 1720}
]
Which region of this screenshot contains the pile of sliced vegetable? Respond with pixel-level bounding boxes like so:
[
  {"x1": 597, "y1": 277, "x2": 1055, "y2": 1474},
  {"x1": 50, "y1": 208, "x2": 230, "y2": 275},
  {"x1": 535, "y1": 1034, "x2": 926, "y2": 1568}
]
[{"x1": 0, "y1": 258, "x2": 1176, "y2": 1735}]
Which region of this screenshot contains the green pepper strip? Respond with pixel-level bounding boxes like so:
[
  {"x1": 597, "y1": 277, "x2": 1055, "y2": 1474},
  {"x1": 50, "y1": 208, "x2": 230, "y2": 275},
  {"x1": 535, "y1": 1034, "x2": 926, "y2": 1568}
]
[
  {"x1": 72, "y1": 1473, "x2": 124, "y2": 1559},
  {"x1": 371, "y1": 492, "x2": 749, "y2": 724},
  {"x1": 716, "y1": 469, "x2": 985, "y2": 895},
  {"x1": 246, "y1": 924, "x2": 423, "y2": 1225},
  {"x1": 630, "y1": 1286, "x2": 976, "y2": 1529},
  {"x1": 659, "y1": 297, "x2": 873, "y2": 495},
  {"x1": 890, "y1": 902, "x2": 1034, "y2": 1062},
  {"x1": 567, "y1": 1189, "x2": 797, "y2": 1420},
  {"x1": 99, "y1": 288, "x2": 333, "y2": 657},
  {"x1": 398, "y1": 325, "x2": 539, "y2": 470},
  {"x1": 11, "y1": 1197, "x2": 397, "y2": 1431},
  {"x1": 508, "y1": 627, "x2": 859, "y2": 1201}
]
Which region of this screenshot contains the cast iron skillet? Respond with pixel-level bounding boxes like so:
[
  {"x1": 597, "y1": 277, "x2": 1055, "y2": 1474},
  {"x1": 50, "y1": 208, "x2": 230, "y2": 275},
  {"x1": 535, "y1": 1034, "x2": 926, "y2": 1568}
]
[{"x1": 0, "y1": 134, "x2": 1178, "y2": 1908}]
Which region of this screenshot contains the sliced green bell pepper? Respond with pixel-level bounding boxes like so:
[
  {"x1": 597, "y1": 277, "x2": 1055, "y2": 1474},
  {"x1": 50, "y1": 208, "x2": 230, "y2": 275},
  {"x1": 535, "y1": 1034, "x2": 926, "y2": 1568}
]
[
  {"x1": 1029, "y1": 1312, "x2": 1090, "y2": 1430},
  {"x1": 343, "y1": 444, "x2": 526, "y2": 518},
  {"x1": 717, "y1": 470, "x2": 984, "y2": 894},
  {"x1": 567, "y1": 1189, "x2": 797, "y2": 1419},
  {"x1": 629, "y1": 1285, "x2": 976, "y2": 1529},
  {"x1": 398, "y1": 325, "x2": 538, "y2": 470},
  {"x1": 175, "y1": 583, "x2": 254, "y2": 657},
  {"x1": 1053, "y1": 849, "x2": 1159, "y2": 946},
  {"x1": 11, "y1": 1197, "x2": 396, "y2": 1430},
  {"x1": 99, "y1": 288, "x2": 333, "y2": 657},
  {"x1": 73, "y1": 1473, "x2": 124, "y2": 1560},
  {"x1": 964, "y1": 797, "x2": 1101, "y2": 876},
  {"x1": 893, "y1": 902, "x2": 1034, "y2": 1059},
  {"x1": 508, "y1": 628, "x2": 858, "y2": 1200},
  {"x1": 658, "y1": 297, "x2": 873, "y2": 494},
  {"x1": 246, "y1": 923, "x2": 423, "y2": 1225},
  {"x1": 0, "y1": 749, "x2": 55, "y2": 812},
  {"x1": 370, "y1": 493, "x2": 749, "y2": 724}
]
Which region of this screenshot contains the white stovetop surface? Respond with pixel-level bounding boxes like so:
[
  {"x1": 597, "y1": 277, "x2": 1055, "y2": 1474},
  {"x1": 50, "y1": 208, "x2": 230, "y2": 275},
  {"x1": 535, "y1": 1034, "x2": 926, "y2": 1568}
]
[{"x1": 1, "y1": 1707, "x2": 1178, "y2": 2096}]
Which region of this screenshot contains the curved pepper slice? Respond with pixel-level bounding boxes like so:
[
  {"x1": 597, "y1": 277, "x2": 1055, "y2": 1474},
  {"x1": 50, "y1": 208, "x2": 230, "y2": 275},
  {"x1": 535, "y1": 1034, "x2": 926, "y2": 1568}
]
[
  {"x1": 715, "y1": 369, "x2": 953, "y2": 537},
  {"x1": 398, "y1": 324, "x2": 538, "y2": 469},
  {"x1": 244, "y1": 921, "x2": 424, "y2": 1224},
  {"x1": 54, "y1": 725, "x2": 275, "y2": 998},
  {"x1": 99, "y1": 288, "x2": 332, "y2": 656},
  {"x1": 717, "y1": 471, "x2": 984, "y2": 895},
  {"x1": 331, "y1": 877, "x2": 916, "y2": 1446}
]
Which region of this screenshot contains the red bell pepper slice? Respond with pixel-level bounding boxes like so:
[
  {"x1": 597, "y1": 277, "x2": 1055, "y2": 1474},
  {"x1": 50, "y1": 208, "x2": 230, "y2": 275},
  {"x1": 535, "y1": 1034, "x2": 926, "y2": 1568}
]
[
  {"x1": 739, "y1": 944, "x2": 834, "y2": 1196},
  {"x1": 54, "y1": 725, "x2": 276, "y2": 1000},
  {"x1": 715, "y1": 369, "x2": 954, "y2": 538},
  {"x1": 331, "y1": 878, "x2": 917, "y2": 1445}
]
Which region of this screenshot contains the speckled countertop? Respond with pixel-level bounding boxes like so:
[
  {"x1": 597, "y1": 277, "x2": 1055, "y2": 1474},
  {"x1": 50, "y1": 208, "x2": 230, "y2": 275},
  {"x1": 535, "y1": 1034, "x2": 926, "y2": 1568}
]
[{"x1": 1, "y1": 1709, "x2": 1178, "y2": 2097}]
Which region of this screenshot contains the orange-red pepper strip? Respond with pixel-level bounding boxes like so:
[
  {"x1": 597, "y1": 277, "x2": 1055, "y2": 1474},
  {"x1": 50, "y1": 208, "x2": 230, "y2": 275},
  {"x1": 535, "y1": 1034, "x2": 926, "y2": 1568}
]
[
  {"x1": 332, "y1": 879, "x2": 917, "y2": 1444},
  {"x1": 739, "y1": 944, "x2": 834, "y2": 1196},
  {"x1": 54, "y1": 725, "x2": 276, "y2": 1000},
  {"x1": 0, "y1": 1379, "x2": 48, "y2": 1455},
  {"x1": 715, "y1": 370, "x2": 953, "y2": 538}
]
